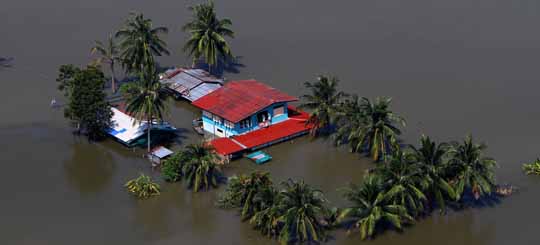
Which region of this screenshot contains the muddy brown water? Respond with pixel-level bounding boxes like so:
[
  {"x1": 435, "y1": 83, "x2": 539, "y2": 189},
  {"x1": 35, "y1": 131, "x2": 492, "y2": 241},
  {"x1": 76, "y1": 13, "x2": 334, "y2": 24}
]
[{"x1": 1, "y1": 0, "x2": 540, "y2": 244}]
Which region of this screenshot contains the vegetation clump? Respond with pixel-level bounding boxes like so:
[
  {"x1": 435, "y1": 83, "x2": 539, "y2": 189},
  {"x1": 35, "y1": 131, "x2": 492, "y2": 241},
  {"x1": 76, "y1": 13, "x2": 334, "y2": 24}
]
[
  {"x1": 523, "y1": 158, "x2": 540, "y2": 175},
  {"x1": 219, "y1": 173, "x2": 331, "y2": 244},
  {"x1": 125, "y1": 174, "x2": 161, "y2": 199},
  {"x1": 56, "y1": 64, "x2": 112, "y2": 140},
  {"x1": 336, "y1": 134, "x2": 499, "y2": 240},
  {"x1": 161, "y1": 143, "x2": 224, "y2": 192}
]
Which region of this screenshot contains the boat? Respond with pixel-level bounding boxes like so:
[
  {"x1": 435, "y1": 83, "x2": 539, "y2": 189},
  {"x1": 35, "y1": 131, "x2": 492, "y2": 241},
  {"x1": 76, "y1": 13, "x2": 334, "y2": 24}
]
[
  {"x1": 246, "y1": 151, "x2": 272, "y2": 164},
  {"x1": 192, "y1": 118, "x2": 204, "y2": 135}
]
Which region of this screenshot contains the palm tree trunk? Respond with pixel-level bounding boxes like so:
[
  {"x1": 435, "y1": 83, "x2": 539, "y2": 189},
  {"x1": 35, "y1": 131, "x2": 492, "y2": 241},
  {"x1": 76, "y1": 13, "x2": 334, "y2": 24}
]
[
  {"x1": 110, "y1": 61, "x2": 116, "y2": 94},
  {"x1": 147, "y1": 115, "x2": 152, "y2": 153}
]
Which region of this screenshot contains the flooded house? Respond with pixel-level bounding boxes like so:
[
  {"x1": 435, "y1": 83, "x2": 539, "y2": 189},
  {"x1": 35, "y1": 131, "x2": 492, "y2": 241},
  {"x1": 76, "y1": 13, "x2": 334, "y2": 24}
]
[{"x1": 192, "y1": 80, "x2": 313, "y2": 159}]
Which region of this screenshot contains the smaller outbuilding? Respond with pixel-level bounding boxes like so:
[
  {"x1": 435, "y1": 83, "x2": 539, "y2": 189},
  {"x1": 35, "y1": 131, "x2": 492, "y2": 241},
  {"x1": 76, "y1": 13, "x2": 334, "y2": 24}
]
[
  {"x1": 160, "y1": 68, "x2": 223, "y2": 102},
  {"x1": 148, "y1": 146, "x2": 174, "y2": 166}
]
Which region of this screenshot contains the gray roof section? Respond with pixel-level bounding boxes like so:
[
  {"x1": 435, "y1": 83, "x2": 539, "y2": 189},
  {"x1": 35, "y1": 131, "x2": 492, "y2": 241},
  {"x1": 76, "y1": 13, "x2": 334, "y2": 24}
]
[{"x1": 160, "y1": 68, "x2": 223, "y2": 101}]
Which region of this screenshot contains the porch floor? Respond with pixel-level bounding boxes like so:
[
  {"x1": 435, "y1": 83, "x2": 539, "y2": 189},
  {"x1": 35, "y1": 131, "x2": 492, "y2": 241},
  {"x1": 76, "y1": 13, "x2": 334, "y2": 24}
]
[{"x1": 210, "y1": 106, "x2": 312, "y2": 156}]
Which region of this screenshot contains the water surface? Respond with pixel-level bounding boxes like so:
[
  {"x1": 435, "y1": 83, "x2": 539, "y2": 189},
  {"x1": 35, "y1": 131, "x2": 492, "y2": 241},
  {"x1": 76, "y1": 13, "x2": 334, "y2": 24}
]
[{"x1": 1, "y1": 0, "x2": 539, "y2": 244}]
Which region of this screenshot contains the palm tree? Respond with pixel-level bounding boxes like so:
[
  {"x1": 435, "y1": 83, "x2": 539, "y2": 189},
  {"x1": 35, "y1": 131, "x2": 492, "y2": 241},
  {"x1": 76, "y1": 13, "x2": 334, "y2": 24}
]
[
  {"x1": 299, "y1": 75, "x2": 347, "y2": 136},
  {"x1": 180, "y1": 143, "x2": 223, "y2": 192},
  {"x1": 447, "y1": 135, "x2": 497, "y2": 200},
  {"x1": 374, "y1": 150, "x2": 427, "y2": 217},
  {"x1": 218, "y1": 171, "x2": 274, "y2": 220},
  {"x1": 276, "y1": 179, "x2": 329, "y2": 244},
  {"x1": 182, "y1": 0, "x2": 234, "y2": 72},
  {"x1": 249, "y1": 190, "x2": 281, "y2": 238},
  {"x1": 91, "y1": 34, "x2": 121, "y2": 93},
  {"x1": 338, "y1": 174, "x2": 414, "y2": 240},
  {"x1": 409, "y1": 135, "x2": 456, "y2": 212},
  {"x1": 336, "y1": 96, "x2": 405, "y2": 161},
  {"x1": 116, "y1": 12, "x2": 169, "y2": 74},
  {"x1": 123, "y1": 67, "x2": 169, "y2": 152}
]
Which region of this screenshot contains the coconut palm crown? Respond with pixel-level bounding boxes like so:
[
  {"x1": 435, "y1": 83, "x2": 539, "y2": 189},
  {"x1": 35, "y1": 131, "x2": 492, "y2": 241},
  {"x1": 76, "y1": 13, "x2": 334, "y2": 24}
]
[
  {"x1": 447, "y1": 135, "x2": 497, "y2": 200},
  {"x1": 180, "y1": 143, "x2": 224, "y2": 192},
  {"x1": 182, "y1": 0, "x2": 234, "y2": 71},
  {"x1": 338, "y1": 174, "x2": 414, "y2": 240},
  {"x1": 122, "y1": 66, "x2": 169, "y2": 152},
  {"x1": 116, "y1": 12, "x2": 169, "y2": 74},
  {"x1": 409, "y1": 135, "x2": 456, "y2": 212},
  {"x1": 299, "y1": 75, "x2": 347, "y2": 136},
  {"x1": 336, "y1": 96, "x2": 405, "y2": 161}
]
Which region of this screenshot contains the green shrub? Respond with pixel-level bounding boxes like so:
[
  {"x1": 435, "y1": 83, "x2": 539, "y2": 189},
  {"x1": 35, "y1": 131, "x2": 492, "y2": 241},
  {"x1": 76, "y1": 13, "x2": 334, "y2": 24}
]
[
  {"x1": 523, "y1": 158, "x2": 540, "y2": 175},
  {"x1": 125, "y1": 174, "x2": 160, "y2": 199}
]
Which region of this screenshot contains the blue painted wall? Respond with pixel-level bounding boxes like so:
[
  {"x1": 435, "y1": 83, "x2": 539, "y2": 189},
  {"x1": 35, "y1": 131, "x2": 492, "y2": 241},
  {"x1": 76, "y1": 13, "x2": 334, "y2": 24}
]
[{"x1": 201, "y1": 102, "x2": 289, "y2": 137}]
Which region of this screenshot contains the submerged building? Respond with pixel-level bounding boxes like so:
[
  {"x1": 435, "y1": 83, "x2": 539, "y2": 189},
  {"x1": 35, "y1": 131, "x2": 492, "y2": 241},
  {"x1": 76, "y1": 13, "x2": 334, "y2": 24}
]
[{"x1": 192, "y1": 80, "x2": 312, "y2": 158}]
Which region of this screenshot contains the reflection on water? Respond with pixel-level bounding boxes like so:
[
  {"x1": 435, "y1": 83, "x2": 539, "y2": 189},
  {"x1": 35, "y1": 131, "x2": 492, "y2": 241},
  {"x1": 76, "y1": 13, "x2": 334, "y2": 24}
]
[{"x1": 64, "y1": 142, "x2": 114, "y2": 195}]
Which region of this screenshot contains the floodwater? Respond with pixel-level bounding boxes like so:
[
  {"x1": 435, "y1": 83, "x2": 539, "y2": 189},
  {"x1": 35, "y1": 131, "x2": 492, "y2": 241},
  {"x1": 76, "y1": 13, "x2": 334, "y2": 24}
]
[{"x1": 1, "y1": 0, "x2": 540, "y2": 244}]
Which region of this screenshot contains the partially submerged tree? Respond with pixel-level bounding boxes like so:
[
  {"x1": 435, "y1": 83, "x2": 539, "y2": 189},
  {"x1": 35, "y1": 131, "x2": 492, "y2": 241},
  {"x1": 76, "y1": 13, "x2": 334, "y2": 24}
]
[
  {"x1": 180, "y1": 143, "x2": 224, "y2": 192},
  {"x1": 338, "y1": 174, "x2": 414, "y2": 240},
  {"x1": 218, "y1": 171, "x2": 274, "y2": 220},
  {"x1": 335, "y1": 96, "x2": 405, "y2": 161},
  {"x1": 299, "y1": 75, "x2": 347, "y2": 136},
  {"x1": 447, "y1": 135, "x2": 497, "y2": 200},
  {"x1": 409, "y1": 135, "x2": 456, "y2": 213},
  {"x1": 56, "y1": 64, "x2": 112, "y2": 140},
  {"x1": 373, "y1": 150, "x2": 427, "y2": 217},
  {"x1": 116, "y1": 12, "x2": 169, "y2": 74},
  {"x1": 91, "y1": 34, "x2": 121, "y2": 93},
  {"x1": 523, "y1": 158, "x2": 540, "y2": 176},
  {"x1": 125, "y1": 174, "x2": 161, "y2": 199},
  {"x1": 183, "y1": 0, "x2": 234, "y2": 72}
]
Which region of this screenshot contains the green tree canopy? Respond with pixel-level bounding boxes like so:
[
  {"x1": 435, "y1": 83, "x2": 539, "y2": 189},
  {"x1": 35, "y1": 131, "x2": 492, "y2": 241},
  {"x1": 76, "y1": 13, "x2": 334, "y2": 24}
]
[
  {"x1": 409, "y1": 135, "x2": 456, "y2": 213},
  {"x1": 276, "y1": 179, "x2": 329, "y2": 244},
  {"x1": 447, "y1": 135, "x2": 497, "y2": 200},
  {"x1": 116, "y1": 12, "x2": 169, "y2": 74},
  {"x1": 299, "y1": 75, "x2": 347, "y2": 136},
  {"x1": 122, "y1": 64, "x2": 170, "y2": 152},
  {"x1": 338, "y1": 174, "x2": 414, "y2": 240},
  {"x1": 183, "y1": 0, "x2": 234, "y2": 71},
  {"x1": 180, "y1": 143, "x2": 224, "y2": 192},
  {"x1": 56, "y1": 64, "x2": 112, "y2": 140},
  {"x1": 335, "y1": 96, "x2": 405, "y2": 161},
  {"x1": 218, "y1": 171, "x2": 275, "y2": 220}
]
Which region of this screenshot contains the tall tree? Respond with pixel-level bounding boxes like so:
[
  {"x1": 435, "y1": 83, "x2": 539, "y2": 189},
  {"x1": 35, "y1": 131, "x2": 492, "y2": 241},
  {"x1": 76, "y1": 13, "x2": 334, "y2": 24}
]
[
  {"x1": 91, "y1": 34, "x2": 121, "y2": 93},
  {"x1": 409, "y1": 135, "x2": 456, "y2": 212},
  {"x1": 276, "y1": 179, "x2": 329, "y2": 244},
  {"x1": 122, "y1": 65, "x2": 169, "y2": 152},
  {"x1": 447, "y1": 135, "x2": 497, "y2": 200},
  {"x1": 116, "y1": 12, "x2": 169, "y2": 74},
  {"x1": 338, "y1": 174, "x2": 414, "y2": 240},
  {"x1": 335, "y1": 96, "x2": 405, "y2": 161},
  {"x1": 180, "y1": 143, "x2": 224, "y2": 192},
  {"x1": 299, "y1": 75, "x2": 347, "y2": 136},
  {"x1": 183, "y1": 0, "x2": 234, "y2": 72},
  {"x1": 56, "y1": 64, "x2": 112, "y2": 140}
]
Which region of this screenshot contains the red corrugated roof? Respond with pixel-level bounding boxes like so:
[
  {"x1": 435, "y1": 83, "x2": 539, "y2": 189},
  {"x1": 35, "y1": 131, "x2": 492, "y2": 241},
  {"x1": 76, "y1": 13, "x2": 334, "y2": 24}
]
[
  {"x1": 210, "y1": 106, "x2": 312, "y2": 155},
  {"x1": 192, "y1": 80, "x2": 298, "y2": 123}
]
